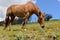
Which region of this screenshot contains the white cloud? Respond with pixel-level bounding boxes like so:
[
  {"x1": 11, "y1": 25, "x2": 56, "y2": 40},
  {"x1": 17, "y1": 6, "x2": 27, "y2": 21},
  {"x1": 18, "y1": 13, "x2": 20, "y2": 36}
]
[
  {"x1": 0, "y1": 18, "x2": 4, "y2": 21},
  {"x1": 57, "y1": 0, "x2": 60, "y2": 1},
  {"x1": 0, "y1": 0, "x2": 37, "y2": 7},
  {"x1": 0, "y1": 6, "x2": 6, "y2": 21}
]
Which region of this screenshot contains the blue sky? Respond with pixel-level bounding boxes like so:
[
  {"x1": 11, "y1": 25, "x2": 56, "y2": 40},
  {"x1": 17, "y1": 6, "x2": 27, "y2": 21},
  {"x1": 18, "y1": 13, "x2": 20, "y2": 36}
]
[
  {"x1": 31, "y1": 0, "x2": 60, "y2": 22},
  {"x1": 0, "y1": 0, "x2": 60, "y2": 22},
  {"x1": 36, "y1": 0, "x2": 60, "y2": 19}
]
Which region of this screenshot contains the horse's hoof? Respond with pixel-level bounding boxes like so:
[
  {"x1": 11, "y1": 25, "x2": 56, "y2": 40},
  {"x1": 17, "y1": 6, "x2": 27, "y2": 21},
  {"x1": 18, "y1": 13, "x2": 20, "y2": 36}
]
[
  {"x1": 21, "y1": 27, "x2": 26, "y2": 29},
  {"x1": 24, "y1": 29, "x2": 26, "y2": 31},
  {"x1": 9, "y1": 29, "x2": 12, "y2": 31},
  {"x1": 9, "y1": 29, "x2": 11, "y2": 31},
  {"x1": 3, "y1": 28, "x2": 6, "y2": 30}
]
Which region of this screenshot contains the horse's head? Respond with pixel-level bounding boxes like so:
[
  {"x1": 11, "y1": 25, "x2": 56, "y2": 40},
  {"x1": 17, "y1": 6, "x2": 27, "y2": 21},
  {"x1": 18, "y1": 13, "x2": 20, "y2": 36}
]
[{"x1": 38, "y1": 12, "x2": 45, "y2": 28}]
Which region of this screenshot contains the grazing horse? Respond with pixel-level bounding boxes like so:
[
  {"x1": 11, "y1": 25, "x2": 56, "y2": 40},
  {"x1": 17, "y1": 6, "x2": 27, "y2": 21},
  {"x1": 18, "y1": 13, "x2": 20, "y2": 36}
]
[{"x1": 3, "y1": 2, "x2": 45, "y2": 30}]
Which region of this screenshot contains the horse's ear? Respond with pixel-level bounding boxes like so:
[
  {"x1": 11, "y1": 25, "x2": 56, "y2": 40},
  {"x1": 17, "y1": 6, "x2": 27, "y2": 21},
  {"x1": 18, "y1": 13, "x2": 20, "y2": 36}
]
[
  {"x1": 41, "y1": 13, "x2": 45, "y2": 17},
  {"x1": 42, "y1": 12, "x2": 46, "y2": 17}
]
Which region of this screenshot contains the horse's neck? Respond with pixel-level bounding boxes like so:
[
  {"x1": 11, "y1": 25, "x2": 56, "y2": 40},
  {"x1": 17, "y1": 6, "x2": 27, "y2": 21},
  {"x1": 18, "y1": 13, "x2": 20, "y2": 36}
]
[{"x1": 34, "y1": 9, "x2": 42, "y2": 17}]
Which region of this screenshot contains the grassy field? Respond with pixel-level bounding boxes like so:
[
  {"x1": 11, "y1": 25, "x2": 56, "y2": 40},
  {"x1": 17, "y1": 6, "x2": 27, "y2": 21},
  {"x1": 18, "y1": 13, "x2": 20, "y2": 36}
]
[{"x1": 0, "y1": 20, "x2": 60, "y2": 40}]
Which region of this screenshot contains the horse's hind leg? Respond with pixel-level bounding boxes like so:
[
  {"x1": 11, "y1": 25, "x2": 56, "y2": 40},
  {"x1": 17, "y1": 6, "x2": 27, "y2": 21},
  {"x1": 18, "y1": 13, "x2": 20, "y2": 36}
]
[
  {"x1": 9, "y1": 16, "x2": 15, "y2": 31},
  {"x1": 3, "y1": 16, "x2": 9, "y2": 30}
]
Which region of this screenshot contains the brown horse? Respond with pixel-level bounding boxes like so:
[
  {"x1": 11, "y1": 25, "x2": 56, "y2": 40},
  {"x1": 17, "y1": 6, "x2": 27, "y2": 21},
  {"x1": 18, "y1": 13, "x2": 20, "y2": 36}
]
[{"x1": 3, "y1": 2, "x2": 45, "y2": 30}]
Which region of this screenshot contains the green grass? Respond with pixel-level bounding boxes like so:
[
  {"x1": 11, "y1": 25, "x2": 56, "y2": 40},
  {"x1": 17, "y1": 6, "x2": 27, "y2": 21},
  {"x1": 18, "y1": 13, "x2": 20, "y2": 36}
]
[{"x1": 0, "y1": 20, "x2": 60, "y2": 40}]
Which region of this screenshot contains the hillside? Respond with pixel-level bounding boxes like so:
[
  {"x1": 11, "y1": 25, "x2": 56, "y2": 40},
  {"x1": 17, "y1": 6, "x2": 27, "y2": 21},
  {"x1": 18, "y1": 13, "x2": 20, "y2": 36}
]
[{"x1": 0, "y1": 20, "x2": 60, "y2": 40}]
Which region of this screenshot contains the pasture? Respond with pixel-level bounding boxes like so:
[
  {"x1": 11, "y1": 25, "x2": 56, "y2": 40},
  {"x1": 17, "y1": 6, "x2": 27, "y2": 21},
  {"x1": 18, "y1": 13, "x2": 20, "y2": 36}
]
[{"x1": 0, "y1": 20, "x2": 60, "y2": 40}]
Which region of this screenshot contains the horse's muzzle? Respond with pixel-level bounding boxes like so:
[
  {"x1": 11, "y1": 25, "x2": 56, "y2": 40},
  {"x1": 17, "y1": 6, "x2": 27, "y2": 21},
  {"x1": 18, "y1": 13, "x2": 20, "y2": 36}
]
[{"x1": 41, "y1": 26, "x2": 45, "y2": 28}]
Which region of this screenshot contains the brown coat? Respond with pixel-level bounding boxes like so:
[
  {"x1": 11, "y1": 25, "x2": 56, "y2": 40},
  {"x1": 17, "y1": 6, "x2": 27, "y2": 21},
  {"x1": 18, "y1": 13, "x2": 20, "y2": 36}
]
[{"x1": 3, "y1": 2, "x2": 45, "y2": 30}]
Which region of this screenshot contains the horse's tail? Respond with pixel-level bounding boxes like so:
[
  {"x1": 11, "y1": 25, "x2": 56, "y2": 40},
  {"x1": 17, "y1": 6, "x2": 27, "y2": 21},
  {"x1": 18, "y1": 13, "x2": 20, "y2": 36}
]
[
  {"x1": 4, "y1": 7, "x2": 12, "y2": 29},
  {"x1": 3, "y1": 14, "x2": 10, "y2": 30},
  {"x1": 4, "y1": 15, "x2": 9, "y2": 27}
]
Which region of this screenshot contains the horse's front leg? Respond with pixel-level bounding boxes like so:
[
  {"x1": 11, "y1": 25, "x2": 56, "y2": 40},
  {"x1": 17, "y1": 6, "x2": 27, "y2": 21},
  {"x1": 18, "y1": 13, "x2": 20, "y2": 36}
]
[
  {"x1": 22, "y1": 12, "x2": 29, "y2": 29},
  {"x1": 22, "y1": 18, "x2": 28, "y2": 29}
]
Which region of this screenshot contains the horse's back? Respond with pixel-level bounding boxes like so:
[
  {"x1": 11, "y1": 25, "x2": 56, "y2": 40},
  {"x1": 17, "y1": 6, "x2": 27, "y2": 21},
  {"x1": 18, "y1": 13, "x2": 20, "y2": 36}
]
[
  {"x1": 7, "y1": 2, "x2": 36, "y2": 11},
  {"x1": 6, "y1": 2, "x2": 38, "y2": 17}
]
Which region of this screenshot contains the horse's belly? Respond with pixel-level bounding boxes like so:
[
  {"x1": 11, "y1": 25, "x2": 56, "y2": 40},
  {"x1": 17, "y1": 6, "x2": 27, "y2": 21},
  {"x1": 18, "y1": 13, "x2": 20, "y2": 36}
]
[{"x1": 14, "y1": 12, "x2": 26, "y2": 18}]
